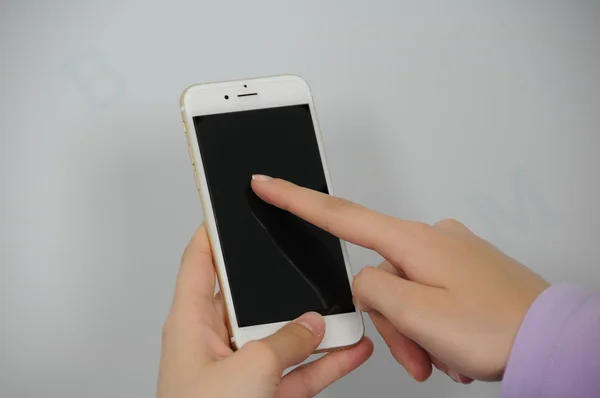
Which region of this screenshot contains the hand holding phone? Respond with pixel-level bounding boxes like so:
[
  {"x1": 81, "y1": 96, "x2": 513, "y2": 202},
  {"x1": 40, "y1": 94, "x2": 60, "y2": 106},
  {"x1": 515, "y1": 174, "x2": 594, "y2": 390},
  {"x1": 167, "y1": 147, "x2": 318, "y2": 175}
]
[{"x1": 156, "y1": 226, "x2": 374, "y2": 398}]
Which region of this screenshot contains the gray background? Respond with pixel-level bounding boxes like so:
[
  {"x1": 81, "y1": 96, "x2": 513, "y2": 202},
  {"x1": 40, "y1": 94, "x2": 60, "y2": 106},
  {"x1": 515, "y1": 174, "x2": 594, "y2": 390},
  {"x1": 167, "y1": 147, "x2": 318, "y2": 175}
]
[{"x1": 1, "y1": 1, "x2": 599, "y2": 397}]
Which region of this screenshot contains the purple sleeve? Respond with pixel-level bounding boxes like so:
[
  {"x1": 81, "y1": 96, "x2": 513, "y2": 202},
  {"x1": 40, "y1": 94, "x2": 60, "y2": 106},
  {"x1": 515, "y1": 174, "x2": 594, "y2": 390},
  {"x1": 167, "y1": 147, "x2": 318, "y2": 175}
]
[{"x1": 501, "y1": 284, "x2": 600, "y2": 398}]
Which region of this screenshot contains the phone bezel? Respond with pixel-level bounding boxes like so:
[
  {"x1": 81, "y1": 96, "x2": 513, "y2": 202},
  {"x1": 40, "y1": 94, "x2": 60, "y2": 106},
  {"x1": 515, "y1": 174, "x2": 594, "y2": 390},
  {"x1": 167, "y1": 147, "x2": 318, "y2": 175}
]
[{"x1": 180, "y1": 75, "x2": 364, "y2": 351}]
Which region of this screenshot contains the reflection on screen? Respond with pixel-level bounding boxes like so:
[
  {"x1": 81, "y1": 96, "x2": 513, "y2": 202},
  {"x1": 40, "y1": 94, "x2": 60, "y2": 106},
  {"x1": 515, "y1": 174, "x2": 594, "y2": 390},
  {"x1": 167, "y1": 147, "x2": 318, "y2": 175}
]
[{"x1": 194, "y1": 105, "x2": 354, "y2": 327}]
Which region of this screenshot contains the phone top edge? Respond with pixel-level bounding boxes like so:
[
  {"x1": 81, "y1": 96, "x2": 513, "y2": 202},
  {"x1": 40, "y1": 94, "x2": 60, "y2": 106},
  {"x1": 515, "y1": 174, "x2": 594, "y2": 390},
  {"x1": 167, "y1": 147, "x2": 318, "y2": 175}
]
[{"x1": 180, "y1": 74, "x2": 309, "y2": 107}]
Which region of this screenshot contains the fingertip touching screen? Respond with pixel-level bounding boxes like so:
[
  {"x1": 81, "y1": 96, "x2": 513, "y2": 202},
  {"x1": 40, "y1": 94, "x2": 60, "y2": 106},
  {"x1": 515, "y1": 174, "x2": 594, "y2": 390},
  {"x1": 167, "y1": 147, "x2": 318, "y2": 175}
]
[{"x1": 193, "y1": 104, "x2": 355, "y2": 327}]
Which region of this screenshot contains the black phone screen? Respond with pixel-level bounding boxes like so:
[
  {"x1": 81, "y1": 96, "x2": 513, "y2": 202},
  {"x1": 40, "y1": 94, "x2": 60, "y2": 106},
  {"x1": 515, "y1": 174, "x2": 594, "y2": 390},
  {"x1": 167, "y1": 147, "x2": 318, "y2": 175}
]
[{"x1": 193, "y1": 104, "x2": 355, "y2": 327}]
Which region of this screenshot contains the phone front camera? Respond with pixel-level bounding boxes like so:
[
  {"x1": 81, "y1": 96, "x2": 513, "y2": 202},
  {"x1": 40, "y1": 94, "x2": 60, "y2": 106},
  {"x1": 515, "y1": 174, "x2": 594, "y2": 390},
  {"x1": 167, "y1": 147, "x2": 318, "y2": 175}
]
[{"x1": 224, "y1": 95, "x2": 229, "y2": 100}]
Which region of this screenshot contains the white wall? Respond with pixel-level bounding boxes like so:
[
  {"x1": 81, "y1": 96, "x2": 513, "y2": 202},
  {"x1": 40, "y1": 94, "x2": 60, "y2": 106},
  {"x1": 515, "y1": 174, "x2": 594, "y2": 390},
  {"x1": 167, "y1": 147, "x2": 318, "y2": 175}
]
[{"x1": 2, "y1": 1, "x2": 599, "y2": 397}]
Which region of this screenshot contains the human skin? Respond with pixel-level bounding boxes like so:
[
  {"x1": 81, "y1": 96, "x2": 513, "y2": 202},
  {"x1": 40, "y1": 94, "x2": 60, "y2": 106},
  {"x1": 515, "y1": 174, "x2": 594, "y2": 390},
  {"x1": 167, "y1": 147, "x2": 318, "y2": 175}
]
[
  {"x1": 156, "y1": 225, "x2": 374, "y2": 398},
  {"x1": 250, "y1": 175, "x2": 550, "y2": 383}
]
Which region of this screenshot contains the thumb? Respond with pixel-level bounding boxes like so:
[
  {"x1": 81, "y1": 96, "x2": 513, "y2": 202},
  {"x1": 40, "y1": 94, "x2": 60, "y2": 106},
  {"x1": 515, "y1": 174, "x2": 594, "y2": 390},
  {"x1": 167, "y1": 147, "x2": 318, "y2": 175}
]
[
  {"x1": 353, "y1": 266, "x2": 435, "y2": 338},
  {"x1": 248, "y1": 312, "x2": 325, "y2": 371}
]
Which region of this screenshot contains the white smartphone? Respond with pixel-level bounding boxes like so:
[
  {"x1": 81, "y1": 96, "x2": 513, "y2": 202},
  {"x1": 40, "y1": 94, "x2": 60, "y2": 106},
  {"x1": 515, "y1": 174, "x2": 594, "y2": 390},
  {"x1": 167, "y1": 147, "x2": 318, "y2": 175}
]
[{"x1": 179, "y1": 75, "x2": 364, "y2": 352}]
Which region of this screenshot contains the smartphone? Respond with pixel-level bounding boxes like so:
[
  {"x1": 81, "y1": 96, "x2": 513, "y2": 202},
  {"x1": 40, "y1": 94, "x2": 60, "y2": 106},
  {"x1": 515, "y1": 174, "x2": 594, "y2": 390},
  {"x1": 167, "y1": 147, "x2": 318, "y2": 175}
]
[{"x1": 179, "y1": 75, "x2": 364, "y2": 351}]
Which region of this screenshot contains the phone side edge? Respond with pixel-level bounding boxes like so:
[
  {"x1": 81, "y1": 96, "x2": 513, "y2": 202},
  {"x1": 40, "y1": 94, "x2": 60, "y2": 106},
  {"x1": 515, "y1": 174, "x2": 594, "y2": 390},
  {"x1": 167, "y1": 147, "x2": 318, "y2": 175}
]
[{"x1": 180, "y1": 89, "x2": 245, "y2": 351}]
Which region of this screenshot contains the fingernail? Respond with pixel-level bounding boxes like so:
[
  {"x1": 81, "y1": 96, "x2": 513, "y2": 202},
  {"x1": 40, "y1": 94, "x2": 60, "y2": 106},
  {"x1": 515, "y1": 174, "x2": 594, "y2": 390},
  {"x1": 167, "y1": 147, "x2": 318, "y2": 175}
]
[
  {"x1": 293, "y1": 312, "x2": 325, "y2": 336},
  {"x1": 252, "y1": 174, "x2": 272, "y2": 181},
  {"x1": 448, "y1": 370, "x2": 461, "y2": 383},
  {"x1": 459, "y1": 375, "x2": 473, "y2": 384}
]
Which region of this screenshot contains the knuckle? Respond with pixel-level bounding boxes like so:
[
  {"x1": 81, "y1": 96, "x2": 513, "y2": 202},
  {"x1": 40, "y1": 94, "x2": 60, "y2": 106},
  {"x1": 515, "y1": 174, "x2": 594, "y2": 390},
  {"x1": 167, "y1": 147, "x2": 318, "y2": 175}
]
[
  {"x1": 354, "y1": 267, "x2": 412, "y2": 326},
  {"x1": 318, "y1": 197, "x2": 347, "y2": 234},
  {"x1": 285, "y1": 322, "x2": 315, "y2": 344},
  {"x1": 353, "y1": 266, "x2": 380, "y2": 295},
  {"x1": 322, "y1": 195, "x2": 349, "y2": 213},
  {"x1": 434, "y1": 218, "x2": 464, "y2": 230},
  {"x1": 320, "y1": 196, "x2": 352, "y2": 232},
  {"x1": 244, "y1": 340, "x2": 278, "y2": 370},
  {"x1": 244, "y1": 340, "x2": 268, "y2": 355},
  {"x1": 295, "y1": 363, "x2": 319, "y2": 397},
  {"x1": 400, "y1": 221, "x2": 434, "y2": 241}
]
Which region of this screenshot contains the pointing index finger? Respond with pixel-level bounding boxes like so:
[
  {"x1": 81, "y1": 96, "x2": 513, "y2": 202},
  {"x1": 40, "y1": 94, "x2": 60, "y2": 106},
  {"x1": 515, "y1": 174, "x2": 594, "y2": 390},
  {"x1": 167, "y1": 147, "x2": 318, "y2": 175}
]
[{"x1": 250, "y1": 176, "x2": 411, "y2": 259}]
